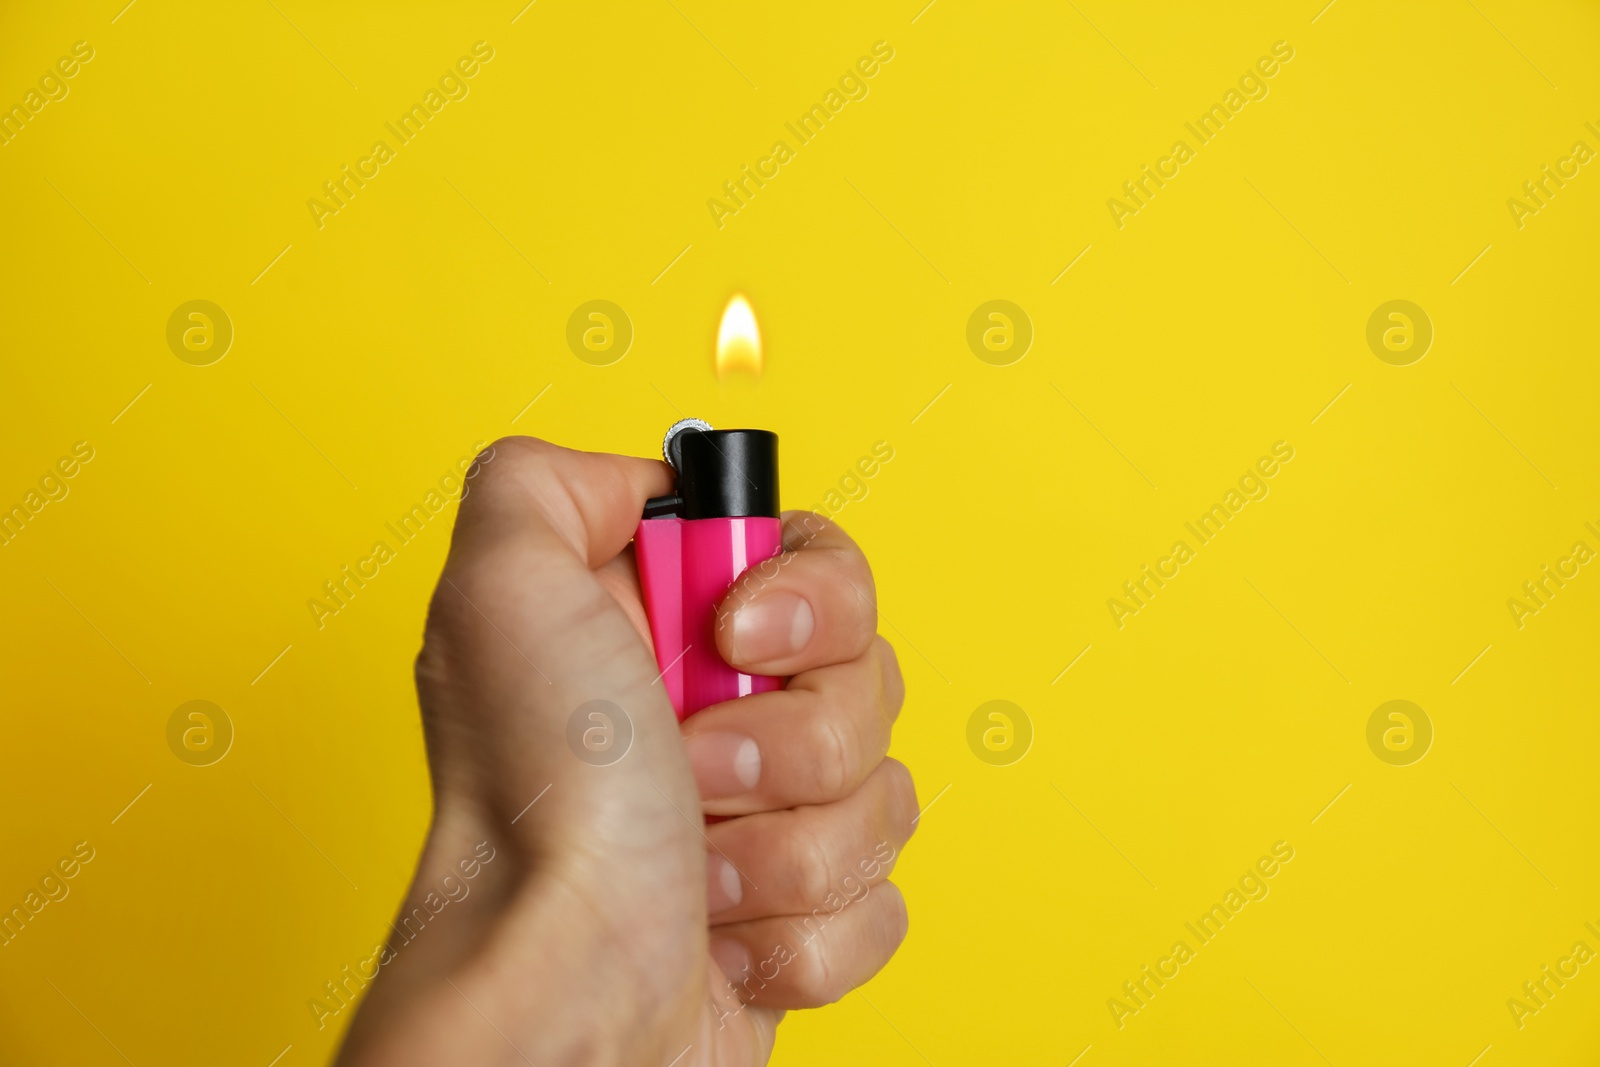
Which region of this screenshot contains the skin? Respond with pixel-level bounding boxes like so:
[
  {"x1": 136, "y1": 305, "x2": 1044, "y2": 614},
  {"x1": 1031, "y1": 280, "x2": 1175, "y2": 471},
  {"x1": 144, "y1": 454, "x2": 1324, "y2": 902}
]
[{"x1": 335, "y1": 437, "x2": 916, "y2": 1067}]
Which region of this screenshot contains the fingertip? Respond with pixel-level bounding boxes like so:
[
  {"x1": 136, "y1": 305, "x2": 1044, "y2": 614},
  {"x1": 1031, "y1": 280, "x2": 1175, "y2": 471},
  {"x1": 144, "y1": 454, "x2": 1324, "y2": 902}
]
[
  {"x1": 716, "y1": 546, "x2": 876, "y2": 675},
  {"x1": 722, "y1": 590, "x2": 816, "y2": 670},
  {"x1": 710, "y1": 936, "x2": 752, "y2": 984},
  {"x1": 883, "y1": 758, "x2": 919, "y2": 840}
]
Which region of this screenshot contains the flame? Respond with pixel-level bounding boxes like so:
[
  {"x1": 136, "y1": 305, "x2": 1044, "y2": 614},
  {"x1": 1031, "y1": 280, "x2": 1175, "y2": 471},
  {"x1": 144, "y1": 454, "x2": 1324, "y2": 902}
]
[{"x1": 715, "y1": 294, "x2": 762, "y2": 379}]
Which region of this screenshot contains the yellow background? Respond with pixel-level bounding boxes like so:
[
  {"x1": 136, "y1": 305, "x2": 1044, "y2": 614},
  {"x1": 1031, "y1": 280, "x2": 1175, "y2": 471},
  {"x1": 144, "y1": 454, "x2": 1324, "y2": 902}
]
[{"x1": 2, "y1": 0, "x2": 1597, "y2": 1063}]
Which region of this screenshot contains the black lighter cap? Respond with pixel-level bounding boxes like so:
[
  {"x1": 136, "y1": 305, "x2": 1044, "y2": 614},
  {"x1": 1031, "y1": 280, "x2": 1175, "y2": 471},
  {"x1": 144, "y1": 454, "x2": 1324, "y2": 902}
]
[{"x1": 675, "y1": 429, "x2": 779, "y2": 519}]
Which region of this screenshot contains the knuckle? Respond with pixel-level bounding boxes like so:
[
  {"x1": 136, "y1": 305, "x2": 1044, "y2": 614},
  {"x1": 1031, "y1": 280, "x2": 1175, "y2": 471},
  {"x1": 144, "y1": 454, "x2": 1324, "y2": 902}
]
[
  {"x1": 469, "y1": 436, "x2": 552, "y2": 498},
  {"x1": 792, "y1": 820, "x2": 838, "y2": 911},
  {"x1": 807, "y1": 703, "x2": 858, "y2": 800},
  {"x1": 882, "y1": 758, "x2": 919, "y2": 844},
  {"x1": 419, "y1": 581, "x2": 467, "y2": 659},
  {"x1": 786, "y1": 919, "x2": 845, "y2": 1006},
  {"x1": 837, "y1": 557, "x2": 877, "y2": 649},
  {"x1": 486, "y1": 434, "x2": 550, "y2": 463},
  {"x1": 412, "y1": 635, "x2": 459, "y2": 752},
  {"x1": 807, "y1": 945, "x2": 845, "y2": 1006},
  {"x1": 479, "y1": 435, "x2": 541, "y2": 477},
  {"x1": 413, "y1": 639, "x2": 445, "y2": 692},
  {"x1": 783, "y1": 882, "x2": 907, "y2": 1008},
  {"x1": 842, "y1": 539, "x2": 874, "y2": 585}
]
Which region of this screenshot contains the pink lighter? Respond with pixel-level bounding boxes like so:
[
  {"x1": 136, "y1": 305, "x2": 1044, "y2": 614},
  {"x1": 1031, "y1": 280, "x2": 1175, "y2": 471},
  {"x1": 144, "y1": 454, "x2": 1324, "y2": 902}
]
[{"x1": 635, "y1": 419, "x2": 784, "y2": 722}]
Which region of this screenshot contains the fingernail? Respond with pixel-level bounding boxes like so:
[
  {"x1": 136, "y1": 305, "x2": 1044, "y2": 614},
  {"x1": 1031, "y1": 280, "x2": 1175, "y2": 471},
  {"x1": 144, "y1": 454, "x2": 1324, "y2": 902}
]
[
  {"x1": 731, "y1": 592, "x2": 813, "y2": 663},
  {"x1": 684, "y1": 732, "x2": 761, "y2": 799},
  {"x1": 706, "y1": 853, "x2": 743, "y2": 915},
  {"x1": 709, "y1": 936, "x2": 751, "y2": 983}
]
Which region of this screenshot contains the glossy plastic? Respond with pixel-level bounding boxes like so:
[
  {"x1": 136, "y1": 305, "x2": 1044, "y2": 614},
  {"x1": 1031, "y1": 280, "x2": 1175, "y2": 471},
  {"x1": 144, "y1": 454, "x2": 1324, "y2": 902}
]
[{"x1": 636, "y1": 514, "x2": 784, "y2": 721}]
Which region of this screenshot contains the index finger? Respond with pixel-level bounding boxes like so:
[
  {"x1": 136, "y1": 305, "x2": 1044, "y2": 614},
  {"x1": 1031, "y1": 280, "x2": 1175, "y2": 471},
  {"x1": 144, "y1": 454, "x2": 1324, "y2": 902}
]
[{"x1": 713, "y1": 510, "x2": 878, "y2": 676}]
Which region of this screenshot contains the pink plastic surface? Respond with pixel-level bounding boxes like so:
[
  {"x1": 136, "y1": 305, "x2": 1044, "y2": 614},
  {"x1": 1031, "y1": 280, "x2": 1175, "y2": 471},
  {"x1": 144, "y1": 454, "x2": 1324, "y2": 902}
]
[{"x1": 636, "y1": 515, "x2": 784, "y2": 721}]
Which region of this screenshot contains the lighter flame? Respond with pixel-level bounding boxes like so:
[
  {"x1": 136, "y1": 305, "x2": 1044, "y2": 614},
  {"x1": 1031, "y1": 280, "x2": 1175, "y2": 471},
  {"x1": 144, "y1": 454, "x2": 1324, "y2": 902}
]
[{"x1": 715, "y1": 294, "x2": 762, "y2": 379}]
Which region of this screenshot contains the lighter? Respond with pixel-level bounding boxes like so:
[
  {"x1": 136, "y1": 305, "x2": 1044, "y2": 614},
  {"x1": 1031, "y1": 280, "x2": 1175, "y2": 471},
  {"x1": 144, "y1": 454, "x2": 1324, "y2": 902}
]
[{"x1": 635, "y1": 418, "x2": 784, "y2": 722}]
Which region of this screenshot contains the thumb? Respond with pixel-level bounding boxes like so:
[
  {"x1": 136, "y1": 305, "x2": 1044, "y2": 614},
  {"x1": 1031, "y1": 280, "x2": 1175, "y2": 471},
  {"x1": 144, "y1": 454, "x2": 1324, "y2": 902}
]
[
  {"x1": 417, "y1": 437, "x2": 708, "y2": 999},
  {"x1": 340, "y1": 436, "x2": 717, "y2": 1065},
  {"x1": 420, "y1": 434, "x2": 687, "y2": 827}
]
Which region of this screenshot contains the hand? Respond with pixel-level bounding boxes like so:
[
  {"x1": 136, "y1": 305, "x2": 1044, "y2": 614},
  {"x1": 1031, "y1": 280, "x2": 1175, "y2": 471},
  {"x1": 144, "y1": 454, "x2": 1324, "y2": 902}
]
[{"x1": 334, "y1": 437, "x2": 916, "y2": 1067}]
